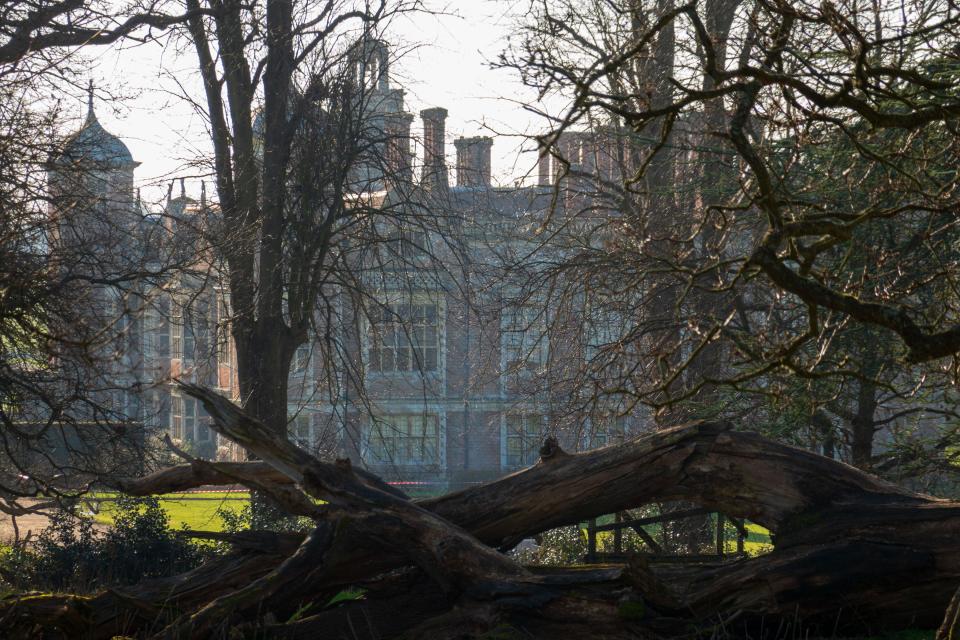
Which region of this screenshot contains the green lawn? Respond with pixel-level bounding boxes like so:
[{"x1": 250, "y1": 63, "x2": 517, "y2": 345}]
[
  {"x1": 734, "y1": 522, "x2": 774, "y2": 556},
  {"x1": 88, "y1": 492, "x2": 249, "y2": 532},
  {"x1": 86, "y1": 495, "x2": 776, "y2": 551}
]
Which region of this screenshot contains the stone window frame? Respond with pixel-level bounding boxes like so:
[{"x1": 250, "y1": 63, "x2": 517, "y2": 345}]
[
  {"x1": 501, "y1": 411, "x2": 546, "y2": 469},
  {"x1": 363, "y1": 411, "x2": 445, "y2": 469},
  {"x1": 289, "y1": 412, "x2": 314, "y2": 450},
  {"x1": 364, "y1": 293, "x2": 445, "y2": 377},
  {"x1": 500, "y1": 303, "x2": 549, "y2": 379}
]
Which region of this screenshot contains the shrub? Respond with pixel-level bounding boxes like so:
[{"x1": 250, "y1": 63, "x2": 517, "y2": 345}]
[
  {"x1": 510, "y1": 525, "x2": 588, "y2": 566},
  {"x1": 0, "y1": 496, "x2": 210, "y2": 592},
  {"x1": 98, "y1": 496, "x2": 210, "y2": 584},
  {"x1": 217, "y1": 497, "x2": 313, "y2": 534}
]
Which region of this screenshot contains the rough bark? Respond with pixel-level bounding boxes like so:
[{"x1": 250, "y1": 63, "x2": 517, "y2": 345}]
[
  {"x1": 940, "y1": 586, "x2": 960, "y2": 640},
  {"x1": 8, "y1": 399, "x2": 960, "y2": 638},
  {"x1": 129, "y1": 411, "x2": 959, "y2": 634},
  {"x1": 118, "y1": 458, "x2": 404, "y2": 499},
  {"x1": 0, "y1": 550, "x2": 289, "y2": 640}
]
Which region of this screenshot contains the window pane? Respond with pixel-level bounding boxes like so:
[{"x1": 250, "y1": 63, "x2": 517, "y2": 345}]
[
  {"x1": 368, "y1": 415, "x2": 438, "y2": 465},
  {"x1": 369, "y1": 302, "x2": 441, "y2": 373}
]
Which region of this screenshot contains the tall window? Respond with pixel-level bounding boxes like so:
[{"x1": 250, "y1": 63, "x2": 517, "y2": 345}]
[
  {"x1": 171, "y1": 305, "x2": 182, "y2": 358},
  {"x1": 108, "y1": 390, "x2": 128, "y2": 418},
  {"x1": 501, "y1": 305, "x2": 547, "y2": 375},
  {"x1": 170, "y1": 320, "x2": 196, "y2": 360},
  {"x1": 586, "y1": 416, "x2": 626, "y2": 450},
  {"x1": 106, "y1": 293, "x2": 135, "y2": 356},
  {"x1": 368, "y1": 414, "x2": 440, "y2": 466},
  {"x1": 290, "y1": 414, "x2": 313, "y2": 449},
  {"x1": 216, "y1": 297, "x2": 232, "y2": 367},
  {"x1": 197, "y1": 419, "x2": 211, "y2": 442},
  {"x1": 585, "y1": 307, "x2": 625, "y2": 361},
  {"x1": 171, "y1": 395, "x2": 182, "y2": 439},
  {"x1": 172, "y1": 395, "x2": 199, "y2": 440},
  {"x1": 504, "y1": 413, "x2": 544, "y2": 468},
  {"x1": 143, "y1": 298, "x2": 170, "y2": 360},
  {"x1": 146, "y1": 392, "x2": 169, "y2": 431},
  {"x1": 293, "y1": 344, "x2": 311, "y2": 373},
  {"x1": 368, "y1": 303, "x2": 440, "y2": 373},
  {"x1": 394, "y1": 231, "x2": 427, "y2": 258},
  {"x1": 184, "y1": 323, "x2": 196, "y2": 359},
  {"x1": 171, "y1": 301, "x2": 198, "y2": 361},
  {"x1": 216, "y1": 331, "x2": 232, "y2": 368}
]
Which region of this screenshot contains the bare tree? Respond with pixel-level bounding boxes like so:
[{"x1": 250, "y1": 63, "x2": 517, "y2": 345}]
[
  {"x1": 6, "y1": 396, "x2": 960, "y2": 638},
  {"x1": 0, "y1": 2, "x2": 204, "y2": 523},
  {"x1": 0, "y1": 1, "x2": 215, "y2": 65},
  {"x1": 496, "y1": 0, "x2": 960, "y2": 477},
  {"x1": 6, "y1": 1, "x2": 960, "y2": 637},
  {"x1": 174, "y1": 0, "x2": 435, "y2": 444}
]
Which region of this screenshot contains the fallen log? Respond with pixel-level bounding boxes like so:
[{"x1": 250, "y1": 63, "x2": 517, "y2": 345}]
[
  {"x1": 318, "y1": 419, "x2": 960, "y2": 633},
  {"x1": 940, "y1": 586, "x2": 960, "y2": 640},
  {"x1": 120, "y1": 417, "x2": 960, "y2": 630},
  {"x1": 0, "y1": 550, "x2": 288, "y2": 640},
  {"x1": 118, "y1": 458, "x2": 406, "y2": 499},
  {"x1": 156, "y1": 383, "x2": 532, "y2": 638},
  {"x1": 257, "y1": 565, "x2": 661, "y2": 640},
  {"x1": 6, "y1": 391, "x2": 960, "y2": 638}
]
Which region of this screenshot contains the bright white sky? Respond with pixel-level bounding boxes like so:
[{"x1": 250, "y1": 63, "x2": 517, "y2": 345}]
[{"x1": 72, "y1": 0, "x2": 551, "y2": 208}]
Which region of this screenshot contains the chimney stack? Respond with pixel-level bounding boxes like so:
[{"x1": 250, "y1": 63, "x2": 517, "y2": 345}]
[
  {"x1": 537, "y1": 140, "x2": 551, "y2": 186},
  {"x1": 420, "y1": 107, "x2": 448, "y2": 191},
  {"x1": 384, "y1": 112, "x2": 414, "y2": 188},
  {"x1": 454, "y1": 136, "x2": 493, "y2": 188}
]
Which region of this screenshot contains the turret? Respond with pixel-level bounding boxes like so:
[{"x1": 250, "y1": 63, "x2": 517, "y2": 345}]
[
  {"x1": 348, "y1": 39, "x2": 414, "y2": 193},
  {"x1": 48, "y1": 82, "x2": 140, "y2": 256}
]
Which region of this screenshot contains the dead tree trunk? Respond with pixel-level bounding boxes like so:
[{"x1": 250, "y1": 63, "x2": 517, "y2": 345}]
[
  {"x1": 940, "y1": 586, "x2": 960, "y2": 640},
  {"x1": 5, "y1": 389, "x2": 959, "y2": 639}
]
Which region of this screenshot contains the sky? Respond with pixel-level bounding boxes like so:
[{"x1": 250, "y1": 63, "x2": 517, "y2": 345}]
[{"x1": 71, "y1": 1, "x2": 550, "y2": 208}]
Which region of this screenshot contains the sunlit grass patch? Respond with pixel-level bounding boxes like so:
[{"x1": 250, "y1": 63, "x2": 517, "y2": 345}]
[
  {"x1": 735, "y1": 522, "x2": 774, "y2": 556},
  {"x1": 87, "y1": 492, "x2": 249, "y2": 531}
]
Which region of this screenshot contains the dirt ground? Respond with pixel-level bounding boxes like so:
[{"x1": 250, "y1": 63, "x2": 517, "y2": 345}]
[{"x1": 0, "y1": 501, "x2": 108, "y2": 544}]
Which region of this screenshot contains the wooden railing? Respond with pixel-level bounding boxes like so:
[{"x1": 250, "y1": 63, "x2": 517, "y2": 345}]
[{"x1": 584, "y1": 507, "x2": 747, "y2": 563}]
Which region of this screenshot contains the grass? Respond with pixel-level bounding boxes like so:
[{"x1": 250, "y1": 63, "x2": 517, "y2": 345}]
[
  {"x1": 86, "y1": 494, "x2": 778, "y2": 553},
  {"x1": 730, "y1": 522, "x2": 774, "y2": 556},
  {"x1": 87, "y1": 492, "x2": 249, "y2": 532},
  {"x1": 325, "y1": 587, "x2": 366, "y2": 607}
]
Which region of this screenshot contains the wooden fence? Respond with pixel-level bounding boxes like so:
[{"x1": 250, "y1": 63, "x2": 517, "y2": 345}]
[{"x1": 584, "y1": 507, "x2": 747, "y2": 563}]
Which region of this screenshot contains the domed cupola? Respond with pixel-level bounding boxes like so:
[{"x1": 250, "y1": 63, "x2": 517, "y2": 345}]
[
  {"x1": 54, "y1": 82, "x2": 138, "y2": 169},
  {"x1": 47, "y1": 82, "x2": 141, "y2": 252}
]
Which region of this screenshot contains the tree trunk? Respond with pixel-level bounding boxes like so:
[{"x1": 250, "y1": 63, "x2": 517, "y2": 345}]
[
  {"x1": 851, "y1": 375, "x2": 878, "y2": 469},
  {"x1": 13, "y1": 408, "x2": 960, "y2": 638},
  {"x1": 236, "y1": 326, "x2": 296, "y2": 522},
  {"x1": 940, "y1": 586, "x2": 960, "y2": 640},
  {"x1": 236, "y1": 326, "x2": 294, "y2": 438}
]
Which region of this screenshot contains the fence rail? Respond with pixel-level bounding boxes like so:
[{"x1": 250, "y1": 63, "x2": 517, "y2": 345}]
[{"x1": 584, "y1": 508, "x2": 746, "y2": 563}]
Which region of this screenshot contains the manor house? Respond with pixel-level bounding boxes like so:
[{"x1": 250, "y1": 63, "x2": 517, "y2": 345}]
[{"x1": 49, "y1": 52, "x2": 647, "y2": 490}]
